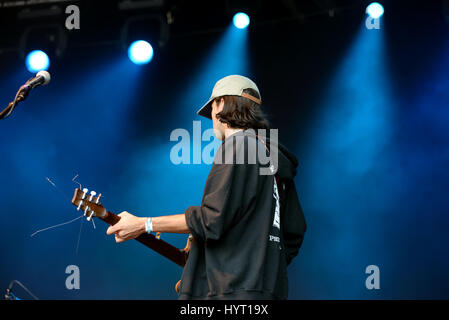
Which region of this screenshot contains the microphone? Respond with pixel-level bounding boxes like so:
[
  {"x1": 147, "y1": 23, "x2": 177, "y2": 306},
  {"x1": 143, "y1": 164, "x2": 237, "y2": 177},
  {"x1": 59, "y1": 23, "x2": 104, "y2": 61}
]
[
  {"x1": 24, "y1": 70, "x2": 51, "y2": 90},
  {"x1": 0, "y1": 71, "x2": 51, "y2": 120},
  {"x1": 16, "y1": 70, "x2": 51, "y2": 102}
]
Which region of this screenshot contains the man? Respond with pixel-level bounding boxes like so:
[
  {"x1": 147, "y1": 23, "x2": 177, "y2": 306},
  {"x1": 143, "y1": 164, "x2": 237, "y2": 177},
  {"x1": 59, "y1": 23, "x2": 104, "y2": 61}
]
[{"x1": 106, "y1": 75, "x2": 306, "y2": 299}]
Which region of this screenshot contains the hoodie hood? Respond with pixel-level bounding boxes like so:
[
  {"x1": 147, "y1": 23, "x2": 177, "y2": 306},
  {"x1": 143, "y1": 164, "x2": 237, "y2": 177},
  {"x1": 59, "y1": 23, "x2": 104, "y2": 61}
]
[
  {"x1": 266, "y1": 138, "x2": 298, "y2": 180},
  {"x1": 225, "y1": 130, "x2": 299, "y2": 180}
]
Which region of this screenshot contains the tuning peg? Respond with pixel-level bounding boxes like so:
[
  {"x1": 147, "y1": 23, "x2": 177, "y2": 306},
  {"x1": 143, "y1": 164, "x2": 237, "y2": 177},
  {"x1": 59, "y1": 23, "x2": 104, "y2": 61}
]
[
  {"x1": 87, "y1": 210, "x2": 95, "y2": 221},
  {"x1": 95, "y1": 193, "x2": 102, "y2": 204},
  {"x1": 76, "y1": 200, "x2": 83, "y2": 211},
  {"x1": 89, "y1": 190, "x2": 96, "y2": 201},
  {"x1": 84, "y1": 206, "x2": 89, "y2": 216},
  {"x1": 82, "y1": 188, "x2": 89, "y2": 199}
]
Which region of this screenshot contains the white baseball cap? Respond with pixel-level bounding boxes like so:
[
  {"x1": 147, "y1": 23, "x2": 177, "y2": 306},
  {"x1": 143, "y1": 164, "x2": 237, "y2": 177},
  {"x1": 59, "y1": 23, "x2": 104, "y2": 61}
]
[{"x1": 197, "y1": 75, "x2": 262, "y2": 119}]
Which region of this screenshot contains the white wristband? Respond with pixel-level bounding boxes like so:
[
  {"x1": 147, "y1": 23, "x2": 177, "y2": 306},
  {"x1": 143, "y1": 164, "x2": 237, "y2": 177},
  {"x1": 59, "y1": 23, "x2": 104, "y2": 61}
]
[{"x1": 145, "y1": 217, "x2": 153, "y2": 234}]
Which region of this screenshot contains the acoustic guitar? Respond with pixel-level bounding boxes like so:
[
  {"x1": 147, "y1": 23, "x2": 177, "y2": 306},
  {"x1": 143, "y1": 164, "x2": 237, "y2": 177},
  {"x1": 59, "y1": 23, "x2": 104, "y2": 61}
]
[{"x1": 71, "y1": 187, "x2": 191, "y2": 291}]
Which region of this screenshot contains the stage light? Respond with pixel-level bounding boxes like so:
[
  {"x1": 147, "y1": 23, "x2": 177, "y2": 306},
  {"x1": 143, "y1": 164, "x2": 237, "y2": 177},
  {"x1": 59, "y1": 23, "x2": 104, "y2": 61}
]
[
  {"x1": 128, "y1": 40, "x2": 154, "y2": 65},
  {"x1": 366, "y1": 2, "x2": 384, "y2": 19},
  {"x1": 25, "y1": 50, "x2": 50, "y2": 73},
  {"x1": 233, "y1": 12, "x2": 250, "y2": 29}
]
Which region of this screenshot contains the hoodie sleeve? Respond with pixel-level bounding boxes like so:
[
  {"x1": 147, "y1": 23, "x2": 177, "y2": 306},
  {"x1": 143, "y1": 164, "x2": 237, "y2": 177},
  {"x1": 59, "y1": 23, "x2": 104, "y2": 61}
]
[
  {"x1": 281, "y1": 179, "x2": 306, "y2": 265},
  {"x1": 184, "y1": 137, "x2": 260, "y2": 242}
]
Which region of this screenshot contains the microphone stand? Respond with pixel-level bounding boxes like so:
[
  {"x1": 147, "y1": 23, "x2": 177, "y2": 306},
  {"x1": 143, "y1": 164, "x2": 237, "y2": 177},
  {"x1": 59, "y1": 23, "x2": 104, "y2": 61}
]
[
  {"x1": 0, "y1": 82, "x2": 33, "y2": 120},
  {"x1": 4, "y1": 280, "x2": 39, "y2": 300}
]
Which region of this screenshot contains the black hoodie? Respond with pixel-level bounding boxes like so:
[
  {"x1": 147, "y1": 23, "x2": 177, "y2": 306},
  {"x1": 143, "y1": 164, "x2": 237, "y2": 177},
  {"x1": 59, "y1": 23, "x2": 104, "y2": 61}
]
[{"x1": 179, "y1": 130, "x2": 306, "y2": 300}]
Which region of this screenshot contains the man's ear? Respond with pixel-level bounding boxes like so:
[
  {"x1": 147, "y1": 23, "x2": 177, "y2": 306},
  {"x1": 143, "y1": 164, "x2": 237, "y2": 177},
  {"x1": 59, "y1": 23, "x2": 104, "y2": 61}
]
[{"x1": 217, "y1": 98, "x2": 225, "y2": 111}]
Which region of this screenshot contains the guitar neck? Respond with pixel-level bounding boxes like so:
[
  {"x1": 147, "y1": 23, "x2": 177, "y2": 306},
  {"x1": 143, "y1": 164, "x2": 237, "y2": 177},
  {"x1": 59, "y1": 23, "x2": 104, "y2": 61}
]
[{"x1": 101, "y1": 211, "x2": 187, "y2": 267}]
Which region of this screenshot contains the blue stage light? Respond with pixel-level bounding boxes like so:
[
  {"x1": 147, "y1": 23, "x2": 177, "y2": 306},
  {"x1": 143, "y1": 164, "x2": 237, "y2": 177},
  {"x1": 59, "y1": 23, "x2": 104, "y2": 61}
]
[
  {"x1": 366, "y1": 2, "x2": 384, "y2": 19},
  {"x1": 233, "y1": 12, "x2": 250, "y2": 29},
  {"x1": 25, "y1": 50, "x2": 50, "y2": 73},
  {"x1": 128, "y1": 40, "x2": 154, "y2": 65}
]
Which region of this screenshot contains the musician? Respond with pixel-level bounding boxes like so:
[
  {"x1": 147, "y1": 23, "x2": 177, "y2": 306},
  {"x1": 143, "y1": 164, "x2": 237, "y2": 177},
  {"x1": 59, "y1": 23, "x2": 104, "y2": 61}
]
[{"x1": 106, "y1": 75, "x2": 306, "y2": 299}]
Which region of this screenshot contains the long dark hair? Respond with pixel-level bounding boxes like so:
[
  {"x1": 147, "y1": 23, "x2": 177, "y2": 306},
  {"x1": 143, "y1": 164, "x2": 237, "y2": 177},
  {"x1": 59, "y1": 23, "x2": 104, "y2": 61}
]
[{"x1": 215, "y1": 88, "x2": 269, "y2": 130}]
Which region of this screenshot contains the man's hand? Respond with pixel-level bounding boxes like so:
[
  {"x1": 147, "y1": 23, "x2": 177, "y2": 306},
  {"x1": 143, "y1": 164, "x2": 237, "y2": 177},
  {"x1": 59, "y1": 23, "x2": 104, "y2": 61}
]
[{"x1": 106, "y1": 211, "x2": 147, "y2": 243}]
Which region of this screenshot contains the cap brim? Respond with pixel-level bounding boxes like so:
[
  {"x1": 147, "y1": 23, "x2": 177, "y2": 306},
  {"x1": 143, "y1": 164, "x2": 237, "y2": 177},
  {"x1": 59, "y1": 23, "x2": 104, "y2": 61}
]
[{"x1": 196, "y1": 98, "x2": 213, "y2": 119}]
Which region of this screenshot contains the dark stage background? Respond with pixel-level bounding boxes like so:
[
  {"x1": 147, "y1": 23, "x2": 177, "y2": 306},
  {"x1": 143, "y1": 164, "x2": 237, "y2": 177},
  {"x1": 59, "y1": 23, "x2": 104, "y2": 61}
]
[{"x1": 0, "y1": 0, "x2": 448, "y2": 299}]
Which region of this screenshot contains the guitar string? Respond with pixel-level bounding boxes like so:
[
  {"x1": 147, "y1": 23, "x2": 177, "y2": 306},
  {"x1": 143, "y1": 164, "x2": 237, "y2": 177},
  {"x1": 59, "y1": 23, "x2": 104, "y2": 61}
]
[
  {"x1": 30, "y1": 214, "x2": 85, "y2": 237},
  {"x1": 72, "y1": 174, "x2": 82, "y2": 190},
  {"x1": 30, "y1": 177, "x2": 84, "y2": 238},
  {"x1": 31, "y1": 176, "x2": 95, "y2": 255},
  {"x1": 75, "y1": 217, "x2": 84, "y2": 255},
  {"x1": 45, "y1": 177, "x2": 72, "y2": 202}
]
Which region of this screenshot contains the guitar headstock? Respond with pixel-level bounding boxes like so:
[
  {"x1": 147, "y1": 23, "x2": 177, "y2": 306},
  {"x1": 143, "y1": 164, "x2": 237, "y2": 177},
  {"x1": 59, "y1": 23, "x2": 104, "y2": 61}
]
[{"x1": 71, "y1": 188, "x2": 106, "y2": 220}]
